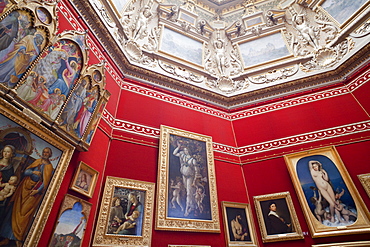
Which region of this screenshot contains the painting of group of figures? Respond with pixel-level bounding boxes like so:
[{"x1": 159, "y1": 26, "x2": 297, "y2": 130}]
[
  {"x1": 0, "y1": 105, "x2": 74, "y2": 246},
  {"x1": 0, "y1": 2, "x2": 109, "y2": 149},
  {"x1": 0, "y1": 9, "x2": 48, "y2": 88}
]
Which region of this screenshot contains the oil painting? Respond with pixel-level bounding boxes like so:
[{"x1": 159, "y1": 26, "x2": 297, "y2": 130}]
[
  {"x1": 155, "y1": 125, "x2": 220, "y2": 233},
  {"x1": 254, "y1": 192, "x2": 303, "y2": 243},
  {"x1": 92, "y1": 177, "x2": 155, "y2": 246},
  {"x1": 284, "y1": 146, "x2": 370, "y2": 237},
  {"x1": 70, "y1": 161, "x2": 99, "y2": 198},
  {"x1": 0, "y1": 99, "x2": 74, "y2": 246},
  {"x1": 49, "y1": 194, "x2": 92, "y2": 247},
  {"x1": 221, "y1": 201, "x2": 258, "y2": 247}
]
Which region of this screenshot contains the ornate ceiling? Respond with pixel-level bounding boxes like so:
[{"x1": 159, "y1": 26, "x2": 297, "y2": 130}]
[{"x1": 75, "y1": 0, "x2": 370, "y2": 109}]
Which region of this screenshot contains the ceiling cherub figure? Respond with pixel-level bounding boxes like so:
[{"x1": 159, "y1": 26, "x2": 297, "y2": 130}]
[
  {"x1": 132, "y1": 1, "x2": 154, "y2": 41},
  {"x1": 289, "y1": 6, "x2": 320, "y2": 49}
]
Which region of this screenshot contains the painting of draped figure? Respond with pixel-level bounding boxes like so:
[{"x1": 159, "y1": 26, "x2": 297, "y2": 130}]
[
  {"x1": 0, "y1": 102, "x2": 74, "y2": 246},
  {"x1": 284, "y1": 146, "x2": 370, "y2": 238},
  {"x1": 16, "y1": 38, "x2": 83, "y2": 120},
  {"x1": 58, "y1": 77, "x2": 99, "y2": 138},
  {"x1": 0, "y1": 9, "x2": 48, "y2": 88},
  {"x1": 155, "y1": 125, "x2": 220, "y2": 233}
]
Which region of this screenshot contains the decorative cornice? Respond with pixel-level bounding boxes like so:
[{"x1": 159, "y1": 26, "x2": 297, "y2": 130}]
[
  {"x1": 119, "y1": 68, "x2": 370, "y2": 120},
  {"x1": 64, "y1": 0, "x2": 370, "y2": 109},
  {"x1": 237, "y1": 120, "x2": 370, "y2": 156},
  {"x1": 102, "y1": 109, "x2": 370, "y2": 157}
]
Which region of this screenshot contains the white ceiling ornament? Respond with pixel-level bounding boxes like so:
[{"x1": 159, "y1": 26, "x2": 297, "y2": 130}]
[{"x1": 83, "y1": 0, "x2": 370, "y2": 108}]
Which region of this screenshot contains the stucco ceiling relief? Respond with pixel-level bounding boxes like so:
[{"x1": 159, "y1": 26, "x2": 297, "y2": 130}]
[{"x1": 85, "y1": 0, "x2": 369, "y2": 107}]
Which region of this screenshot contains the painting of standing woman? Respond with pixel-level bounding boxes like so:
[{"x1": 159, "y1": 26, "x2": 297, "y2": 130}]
[{"x1": 296, "y1": 155, "x2": 357, "y2": 227}]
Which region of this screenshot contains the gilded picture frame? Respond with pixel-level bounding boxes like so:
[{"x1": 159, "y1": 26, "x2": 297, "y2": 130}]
[
  {"x1": 0, "y1": 98, "x2": 74, "y2": 246},
  {"x1": 92, "y1": 176, "x2": 155, "y2": 247},
  {"x1": 312, "y1": 240, "x2": 370, "y2": 247},
  {"x1": 284, "y1": 146, "x2": 370, "y2": 238},
  {"x1": 70, "y1": 161, "x2": 99, "y2": 198},
  {"x1": 155, "y1": 125, "x2": 220, "y2": 233},
  {"x1": 254, "y1": 192, "x2": 304, "y2": 243},
  {"x1": 357, "y1": 173, "x2": 370, "y2": 198},
  {"x1": 221, "y1": 201, "x2": 258, "y2": 247},
  {"x1": 48, "y1": 194, "x2": 92, "y2": 247}
]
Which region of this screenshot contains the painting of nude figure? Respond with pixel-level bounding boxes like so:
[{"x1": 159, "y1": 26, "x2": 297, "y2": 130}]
[{"x1": 284, "y1": 146, "x2": 370, "y2": 238}]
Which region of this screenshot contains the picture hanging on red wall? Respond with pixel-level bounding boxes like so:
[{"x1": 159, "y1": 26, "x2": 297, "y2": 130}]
[
  {"x1": 48, "y1": 194, "x2": 92, "y2": 247},
  {"x1": 284, "y1": 146, "x2": 370, "y2": 238},
  {"x1": 155, "y1": 125, "x2": 220, "y2": 233},
  {"x1": 70, "y1": 161, "x2": 99, "y2": 198},
  {"x1": 253, "y1": 191, "x2": 304, "y2": 243},
  {"x1": 92, "y1": 176, "x2": 155, "y2": 247},
  {"x1": 357, "y1": 173, "x2": 370, "y2": 198},
  {"x1": 0, "y1": 98, "x2": 74, "y2": 246},
  {"x1": 221, "y1": 201, "x2": 258, "y2": 247}
]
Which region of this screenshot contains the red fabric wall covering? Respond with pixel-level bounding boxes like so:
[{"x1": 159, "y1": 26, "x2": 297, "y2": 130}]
[
  {"x1": 117, "y1": 88, "x2": 236, "y2": 146},
  {"x1": 232, "y1": 93, "x2": 369, "y2": 147},
  {"x1": 35, "y1": 2, "x2": 370, "y2": 246},
  {"x1": 243, "y1": 140, "x2": 370, "y2": 247}
]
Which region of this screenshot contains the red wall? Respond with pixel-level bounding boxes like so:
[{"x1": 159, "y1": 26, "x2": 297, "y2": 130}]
[{"x1": 37, "y1": 2, "x2": 370, "y2": 247}]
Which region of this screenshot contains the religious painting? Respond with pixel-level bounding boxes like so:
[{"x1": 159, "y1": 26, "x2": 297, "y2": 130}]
[
  {"x1": 70, "y1": 161, "x2": 99, "y2": 198},
  {"x1": 16, "y1": 33, "x2": 85, "y2": 120},
  {"x1": 239, "y1": 31, "x2": 290, "y2": 68},
  {"x1": 320, "y1": 0, "x2": 368, "y2": 26},
  {"x1": 284, "y1": 146, "x2": 370, "y2": 237},
  {"x1": 221, "y1": 202, "x2": 258, "y2": 247},
  {"x1": 92, "y1": 177, "x2": 155, "y2": 247},
  {"x1": 56, "y1": 63, "x2": 109, "y2": 149},
  {"x1": 155, "y1": 125, "x2": 220, "y2": 233},
  {"x1": 254, "y1": 192, "x2": 303, "y2": 243},
  {"x1": 358, "y1": 173, "x2": 370, "y2": 198},
  {"x1": 0, "y1": 9, "x2": 48, "y2": 89},
  {"x1": 160, "y1": 27, "x2": 203, "y2": 66},
  {"x1": 0, "y1": 99, "x2": 74, "y2": 246},
  {"x1": 49, "y1": 194, "x2": 92, "y2": 247},
  {"x1": 0, "y1": 0, "x2": 13, "y2": 15}
]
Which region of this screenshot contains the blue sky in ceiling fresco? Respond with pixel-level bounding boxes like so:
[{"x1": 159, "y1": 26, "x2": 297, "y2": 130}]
[
  {"x1": 160, "y1": 27, "x2": 203, "y2": 66},
  {"x1": 239, "y1": 32, "x2": 290, "y2": 68},
  {"x1": 321, "y1": 0, "x2": 367, "y2": 25}
]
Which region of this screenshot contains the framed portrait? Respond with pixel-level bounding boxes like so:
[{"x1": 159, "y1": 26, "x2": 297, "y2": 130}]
[
  {"x1": 284, "y1": 146, "x2": 370, "y2": 238},
  {"x1": 92, "y1": 176, "x2": 155, "y2": 247},
  {"x1": 49, "y1": 194, "x2": 92, "y2": 247},
  {"x1": 221, "y1": 202, "x2": 258, "y2": 247},
  {"x1": 70, "y1": 161, "x2": 99, "y2": 198},
  {"x1": 357, "y1": 173, "x2": 370, "y2": 198},
  {"x1": 155, "y1": 125, "x2": 220, "y2": 233},
  {"x1": 312, "y1": 240, "x2": 370, "y2": 247},
  {"x1": 253, "y1": 192, "x2": 304, "y2": 243},
  {"x1": 0, "y1": 99, "x2": 74, "y2": 246}
]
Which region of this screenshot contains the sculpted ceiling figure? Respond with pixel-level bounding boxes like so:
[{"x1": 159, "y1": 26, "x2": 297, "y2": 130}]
[{"x1": 86, "y1": 0, "x2": 369, "y2": 107}]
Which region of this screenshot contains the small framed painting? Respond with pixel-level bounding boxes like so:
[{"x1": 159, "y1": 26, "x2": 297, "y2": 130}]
[
  {"x1": 49, "y1": 194, "x2": 92, "y2": 247},
  {"x1": 254, "y1": 192, "x2": 304, "y2": 243},
  {"x1": 92, "y1": 176, "x2": 155, "y2": 246},
  {"x1": 221, "y1": 201, "x2": 258, "y2": 247},
  {"x1": 70, "y1": 161, "x2": 99, "y2": 198}
]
